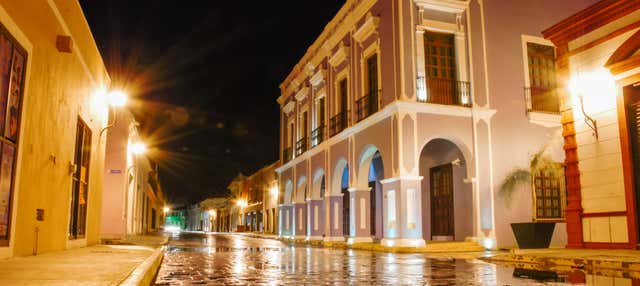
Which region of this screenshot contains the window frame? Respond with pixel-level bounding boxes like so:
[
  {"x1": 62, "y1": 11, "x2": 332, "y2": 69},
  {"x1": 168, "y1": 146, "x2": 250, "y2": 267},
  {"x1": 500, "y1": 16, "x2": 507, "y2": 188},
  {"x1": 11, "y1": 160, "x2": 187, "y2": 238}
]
[
  {"x1": 531, "y1": 163, "x2": 567, "y2": 222},
  {"x1": 0, "y1": 23, "x2": 27, "y2": 247},
  {"x1": 521, "y1": 35, "x2": 557, "y2": 108}
]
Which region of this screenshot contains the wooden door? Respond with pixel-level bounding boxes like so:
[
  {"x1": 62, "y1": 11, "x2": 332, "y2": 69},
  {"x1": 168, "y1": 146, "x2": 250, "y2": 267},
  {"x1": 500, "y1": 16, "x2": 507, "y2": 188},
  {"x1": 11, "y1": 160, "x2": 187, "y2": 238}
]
[
  {"x1": 430, "y1": 163, "x2": 454, "y2": 239},
  {"x1": 424, "y1": 32, "x2": 456, "y2": 105}
]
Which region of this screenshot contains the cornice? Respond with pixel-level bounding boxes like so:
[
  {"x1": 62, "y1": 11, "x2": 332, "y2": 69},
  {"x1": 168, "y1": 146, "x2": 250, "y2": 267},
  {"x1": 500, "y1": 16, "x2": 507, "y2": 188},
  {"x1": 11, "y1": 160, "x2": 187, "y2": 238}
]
[
  {"x1": 328, "y1": 43, "x2": 349, "y2": 67},
  {"x1": 542, "y1": 0, "x2": 640, "y2": 46},
  {"x1": 414, "y1": 0, "x2": 469, "y2": 14},
  {"x1": 283, "y1": 101, "x2": 295, "y2": 114},
  {"x1": 294, "y1": 86, "x2": 309, "y2": 101},
  {"x1": 309, "y1": 68, "x2": 326, "y2": 87},
  {"x1": 353, "y1": 12, "x2": 380, "y2": 43}
]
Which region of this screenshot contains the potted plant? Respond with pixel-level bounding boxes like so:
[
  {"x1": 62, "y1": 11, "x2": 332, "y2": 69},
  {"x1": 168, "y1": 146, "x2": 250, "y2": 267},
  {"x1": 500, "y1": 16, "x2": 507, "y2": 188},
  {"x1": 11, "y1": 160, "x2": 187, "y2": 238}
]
[{"x1": 499, "y1": 145, "x2": 562, "y2": 249}]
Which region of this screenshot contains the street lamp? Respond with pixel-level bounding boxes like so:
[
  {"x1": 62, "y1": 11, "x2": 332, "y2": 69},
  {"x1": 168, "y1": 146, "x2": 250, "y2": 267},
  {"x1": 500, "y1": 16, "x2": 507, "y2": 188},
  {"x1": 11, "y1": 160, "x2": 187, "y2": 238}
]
[
  {"x1": 130, "y1": 142, "x2": 147, "y2": 155},
  {"x1": 163, "y1": 206, "x2": 171, "y2": 214},
  {"x1": 568, "y1": 68, "x2": 616, "y2": 140},
  {"x1": 99, "y1": 88, "x2": 129, "y2": 137}
]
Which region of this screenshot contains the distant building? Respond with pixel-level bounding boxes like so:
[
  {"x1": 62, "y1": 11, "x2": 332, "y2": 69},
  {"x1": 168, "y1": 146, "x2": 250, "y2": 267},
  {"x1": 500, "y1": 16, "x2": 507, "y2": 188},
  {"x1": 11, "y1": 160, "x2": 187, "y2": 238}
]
[
  {"x1": 101, "y1": 109, "x2": 165, "y2": 240},
  {"x1": 237, "y1": 162, "x2": 279, "y2": 234},
  {"x1": 275, "y1": 0, "x2": 596, "y2": 248},
  {"x1": 0, "y1": 0, "x2": 112, "y2": 257},
  {"x1": 543, "y1": 0, "x2": 640, "y2": 249}
]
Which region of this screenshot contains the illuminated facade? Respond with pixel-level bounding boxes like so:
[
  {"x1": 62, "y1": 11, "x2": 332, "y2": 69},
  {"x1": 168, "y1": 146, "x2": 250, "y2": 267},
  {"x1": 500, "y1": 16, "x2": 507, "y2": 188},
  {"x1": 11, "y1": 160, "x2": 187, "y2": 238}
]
[
  {"x1": 0, "y1": 0, "x2": 111, "y2": 257},
  {"x1": 276, "y1": 0, "x2": 595, "y2": 248},
  {"x1": 101, "y1": 110, "x2": 165, "y2": 240},
  {"x1": 543, "y1": 0, "x2": 640, "y2": 249}
]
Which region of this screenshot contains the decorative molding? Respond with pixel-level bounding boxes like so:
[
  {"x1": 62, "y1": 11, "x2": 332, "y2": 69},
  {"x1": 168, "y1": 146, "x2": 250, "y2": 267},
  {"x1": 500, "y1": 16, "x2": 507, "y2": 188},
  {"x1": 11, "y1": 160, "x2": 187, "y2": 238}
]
[
  {"x1": 353, "y1": 12, "x2": 380, "y2": 43},
  {"x1": 305, "y1": 63, "x2": 316, "y2": 76},
  {"x1": 294, "y1": 86, "x2": 309, "y2": 102},
  {"x1": 309, "y1": 69, "x2": 326, "y2": 87},
  {"x1": 276, "y1": 100, "x2": 482, "y2": 173},
  {"x1": 283, "y1": 101, "x2": 295, "y2": 114},
  {"x1": 414, "y1": 0, "x2": 469, "y2": 14},
  {"x1": 328, "y1": 43, "x2": 349, "y2": 67}
]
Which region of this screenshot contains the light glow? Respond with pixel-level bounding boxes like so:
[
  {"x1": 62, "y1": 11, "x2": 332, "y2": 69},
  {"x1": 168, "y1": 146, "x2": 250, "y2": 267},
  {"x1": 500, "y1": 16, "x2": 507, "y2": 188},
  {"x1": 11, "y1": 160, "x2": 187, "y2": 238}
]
[
  {"x1": 270, "y1": 186, "x2": 279, "y2": 198},
  {"x1": 107, "y1": 90, "x2": 128, "y2": 107},
  {"x1": 130, "y1": 142, "x2": 147, "y2": 155},
  {"x1": 568, "y1": 68, "x2": 617, "y2": 114},
  {"x1": 208, "y1": 209, "x2": 216, "y2": 217},
  {"x1": 163, "y1": 206, "x2": 170, "y2": 213},
  {"x1": 236, "y1": 199, "x2": 247, "y2": 208}
]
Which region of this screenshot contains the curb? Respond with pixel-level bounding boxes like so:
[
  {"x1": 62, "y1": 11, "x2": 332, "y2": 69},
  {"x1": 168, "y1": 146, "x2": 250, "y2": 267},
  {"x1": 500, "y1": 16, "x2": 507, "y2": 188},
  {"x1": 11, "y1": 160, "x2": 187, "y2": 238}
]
[
  {"x1": 120, "y1": 247, "x2": 165, "y2": 286},
  {"x1": 483, "y1": 253, "x2": 640, "y2": 272}
]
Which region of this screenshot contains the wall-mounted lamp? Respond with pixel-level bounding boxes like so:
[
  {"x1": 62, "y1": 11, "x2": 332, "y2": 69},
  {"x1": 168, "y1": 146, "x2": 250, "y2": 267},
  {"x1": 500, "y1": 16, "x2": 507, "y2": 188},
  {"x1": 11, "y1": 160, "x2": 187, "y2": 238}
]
[{"x1": 568, "y1": 68, "x2": 616, "y2": 141}]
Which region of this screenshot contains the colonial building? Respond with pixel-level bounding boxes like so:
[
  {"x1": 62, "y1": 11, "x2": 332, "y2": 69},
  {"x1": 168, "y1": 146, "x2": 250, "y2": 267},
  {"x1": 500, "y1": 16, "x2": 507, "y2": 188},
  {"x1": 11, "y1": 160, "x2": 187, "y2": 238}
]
[
  {"x1": 543, "y1": 0, "x2": 640, "y2": 249},
  {"x1": 0, "y1": 0, "x2": 111, "y2": 257},
  {"x1": 101, "y1": 110, "x2": 165, "y2": 240},
  {"x1": 237, "y1": 162, "x2": 279, "y2": 233},
  {"x1": 276, "y1": 0, "x2": 596, "y2": 248}
]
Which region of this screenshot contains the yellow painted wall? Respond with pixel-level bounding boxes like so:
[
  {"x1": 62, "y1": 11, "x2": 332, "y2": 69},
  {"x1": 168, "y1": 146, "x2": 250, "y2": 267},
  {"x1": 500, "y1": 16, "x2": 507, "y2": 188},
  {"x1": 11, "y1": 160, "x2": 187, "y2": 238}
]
[{"x1": 0, "y1": 0, "x2": 109, "y2": 257}]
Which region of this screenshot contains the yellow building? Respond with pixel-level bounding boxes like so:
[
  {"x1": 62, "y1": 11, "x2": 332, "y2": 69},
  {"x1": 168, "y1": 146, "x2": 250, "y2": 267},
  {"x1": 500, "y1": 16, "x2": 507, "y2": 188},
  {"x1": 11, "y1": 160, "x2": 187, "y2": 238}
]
[{"x1": 0, "y1": 0, "x2": 111, "y2": 257}]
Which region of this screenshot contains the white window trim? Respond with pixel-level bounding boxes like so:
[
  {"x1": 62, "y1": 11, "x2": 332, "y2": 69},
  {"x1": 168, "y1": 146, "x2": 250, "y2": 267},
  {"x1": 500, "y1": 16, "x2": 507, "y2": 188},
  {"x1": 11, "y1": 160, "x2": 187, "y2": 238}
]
[
  {"x1": 416, "y1": 19, "x2": 469, "y2": 95},
  {"x1": 520, "y1": 34, "x2": 560, "y2": 127},
  {"x1": 313, "y1": 88, "x2": 327, "y2": 133},
  {"x1": 335, "y1": 68, "x2": 350, "y2": 116},
  {"x1": 360, "y1": 41, "x2": 382, "y2": 103}
]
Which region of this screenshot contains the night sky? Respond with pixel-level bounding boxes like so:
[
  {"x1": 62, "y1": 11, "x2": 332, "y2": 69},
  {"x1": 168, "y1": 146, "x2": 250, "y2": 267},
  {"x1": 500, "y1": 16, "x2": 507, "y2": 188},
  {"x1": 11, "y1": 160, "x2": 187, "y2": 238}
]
[{"x1": 80, "y1": 1, "x2": 343, "y2": 205}]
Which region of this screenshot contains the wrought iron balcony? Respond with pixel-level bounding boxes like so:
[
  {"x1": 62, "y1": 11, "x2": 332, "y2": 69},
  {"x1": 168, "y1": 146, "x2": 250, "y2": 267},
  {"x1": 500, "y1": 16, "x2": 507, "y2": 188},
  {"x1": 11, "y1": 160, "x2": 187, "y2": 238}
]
[
  {"x1": 295, "y1": 137, "x2": 308, "y2": 156},
  {"x1": 524, "y1": 86, "x2": 560, "y2": 114},
  {"x1": 355, "y1": 90, "x2": 379, "y2": 122},
  {"x1": 283, "y1": 147, "x2": 293, "y2": 163},
  {"x1": 416, "y1": 76, "x2": 472, "y2": 107},
  {"x1": 329, "y1": 111, "x2": 348, "y2": 137},
  {"x1": 311, "y1": 125, "x2": 325, "y2": 147}
]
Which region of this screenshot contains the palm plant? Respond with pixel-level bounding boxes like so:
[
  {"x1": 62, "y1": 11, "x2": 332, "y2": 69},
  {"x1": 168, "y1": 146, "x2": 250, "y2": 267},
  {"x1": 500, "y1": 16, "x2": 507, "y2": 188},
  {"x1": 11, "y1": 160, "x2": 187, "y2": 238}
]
[{"x1": 498, "y1": 145, "x2": 562, "y2": 207}]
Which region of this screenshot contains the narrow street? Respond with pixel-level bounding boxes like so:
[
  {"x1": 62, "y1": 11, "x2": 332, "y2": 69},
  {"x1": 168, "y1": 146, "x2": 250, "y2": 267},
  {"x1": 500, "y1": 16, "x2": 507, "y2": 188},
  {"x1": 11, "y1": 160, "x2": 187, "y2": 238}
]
[{"x1": 153, "y1": 232, "x2": 629, "y2": 285}]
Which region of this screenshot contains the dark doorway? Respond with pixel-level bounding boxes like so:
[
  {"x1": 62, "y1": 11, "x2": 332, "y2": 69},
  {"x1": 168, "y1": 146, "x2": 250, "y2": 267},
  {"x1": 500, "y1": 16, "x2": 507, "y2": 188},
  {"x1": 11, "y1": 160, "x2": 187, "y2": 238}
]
[
  {"x1": 624, "y1": 84, "x2": 640, "y2": 235},
  {"x1": 341, "y1": 165, "x2": 350, "y2": 236},
  {"x1": 430, "y1": 163, "x2": 454, "y2": 239},
  {"x1": 69, "y1": 118, "x2": 92, "y2": 239}
]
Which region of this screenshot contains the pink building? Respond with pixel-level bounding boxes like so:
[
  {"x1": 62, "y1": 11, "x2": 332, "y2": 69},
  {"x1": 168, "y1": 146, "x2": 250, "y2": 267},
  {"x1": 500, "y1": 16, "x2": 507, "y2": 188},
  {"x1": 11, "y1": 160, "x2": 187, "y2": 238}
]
[{"x1": 276, "y1": 0, "x2": 597, "y2": 248}]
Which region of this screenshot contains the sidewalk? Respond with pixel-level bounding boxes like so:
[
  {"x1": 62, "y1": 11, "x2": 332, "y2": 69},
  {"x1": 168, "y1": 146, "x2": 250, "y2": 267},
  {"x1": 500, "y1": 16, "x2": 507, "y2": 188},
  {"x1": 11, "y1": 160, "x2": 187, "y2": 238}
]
[
  {"x1": 0, "y1": 235, "x2": 168, "y2": 286},
  {"x1": 484, "y1": 248, "x2": 640, "y2": 272}
]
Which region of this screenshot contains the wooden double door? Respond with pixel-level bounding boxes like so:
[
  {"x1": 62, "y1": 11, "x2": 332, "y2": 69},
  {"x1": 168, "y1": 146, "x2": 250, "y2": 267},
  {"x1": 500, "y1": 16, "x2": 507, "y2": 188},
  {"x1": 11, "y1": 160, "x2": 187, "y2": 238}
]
[{"x1": 430, "y1": 163, "x2": 454, "y2": 240}]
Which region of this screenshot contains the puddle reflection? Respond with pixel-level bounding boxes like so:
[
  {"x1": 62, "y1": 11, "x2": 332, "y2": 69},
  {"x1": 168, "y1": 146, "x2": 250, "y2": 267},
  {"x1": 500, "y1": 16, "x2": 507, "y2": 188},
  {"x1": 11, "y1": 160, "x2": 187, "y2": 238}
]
[{"x1": 154, "y1": 233, "x2": 640, "y2": 285}]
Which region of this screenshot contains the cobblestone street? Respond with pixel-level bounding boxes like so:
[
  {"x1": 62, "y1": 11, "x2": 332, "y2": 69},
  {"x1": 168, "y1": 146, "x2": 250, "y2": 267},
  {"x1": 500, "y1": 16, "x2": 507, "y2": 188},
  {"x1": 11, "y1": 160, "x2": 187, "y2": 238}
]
[{"x1": 152, "y1": 232, "x2": 637, "y2": 285}]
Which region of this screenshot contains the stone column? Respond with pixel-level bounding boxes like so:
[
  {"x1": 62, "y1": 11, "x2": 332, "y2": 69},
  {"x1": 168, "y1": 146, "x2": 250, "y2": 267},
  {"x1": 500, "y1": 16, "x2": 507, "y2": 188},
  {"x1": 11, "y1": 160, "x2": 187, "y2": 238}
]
[
  {"x1": 293, "y1": 202, "x2": 307, "y2": 239},
  {"x1": 347, "y1": 188, "x2": 373, "y2": 243},
  {"x1": 380, "y1": 177, "x2": 426, "y2": 247},
  {"x1": 307, "y1": 199, "x2": 324, "y2": 240},
  {"x1": 324, "y1": 194, "x2": 344, "y2": 241}
]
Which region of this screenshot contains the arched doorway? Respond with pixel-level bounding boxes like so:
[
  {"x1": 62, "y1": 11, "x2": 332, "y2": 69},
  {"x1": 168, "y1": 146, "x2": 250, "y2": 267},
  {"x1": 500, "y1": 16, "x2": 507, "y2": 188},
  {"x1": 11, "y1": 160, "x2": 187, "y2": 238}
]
[
  {"x1": 341, "y1": 166, "x2": 350, "y2": 236},
  {"x1": 356, "y1": 145, "x2": 385, "y2": 240},
  {"x1": 311, "y1": 169, "x2": 325, "y2": 238},
  {"x1": 419, "y1": 139, "x2": 472, "y2": 241}
]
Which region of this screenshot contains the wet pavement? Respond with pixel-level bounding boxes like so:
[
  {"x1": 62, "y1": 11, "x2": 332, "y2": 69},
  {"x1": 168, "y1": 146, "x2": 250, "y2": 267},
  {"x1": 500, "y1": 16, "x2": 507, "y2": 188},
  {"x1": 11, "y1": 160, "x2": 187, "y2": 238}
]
[{"x1": 154, "y1": 232, "x2": 640, "y2": 285}]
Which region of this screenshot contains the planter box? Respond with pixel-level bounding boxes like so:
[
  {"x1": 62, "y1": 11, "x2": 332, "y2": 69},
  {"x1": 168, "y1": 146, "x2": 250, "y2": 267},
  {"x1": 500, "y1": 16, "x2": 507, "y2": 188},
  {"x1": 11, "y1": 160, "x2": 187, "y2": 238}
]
[{"x1": 510, "y1": 222, "x2": 556, "y2": 249}]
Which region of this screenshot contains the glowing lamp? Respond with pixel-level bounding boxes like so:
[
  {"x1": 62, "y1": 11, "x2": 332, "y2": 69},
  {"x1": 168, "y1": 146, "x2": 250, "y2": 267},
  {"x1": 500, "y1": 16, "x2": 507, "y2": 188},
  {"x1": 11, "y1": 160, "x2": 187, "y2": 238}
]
[
  {"x1": 567, "y1": 68, "x2": 617, "y2": 140},
  {"x1": 130, "y1": 142, "x2": 147, "y2": 155},
  {"x1": 107, "y1": 90, "x2": 128, "y2": 107},
  {"x1": 208, "y1": 209, "x2": 216, "y2": 217},
  {"x1": 237, "y1": 199, "x2": 247, "y2": 208},
  {"x1": 163, "y1": 207, "x2": 170, "y2": 213}
]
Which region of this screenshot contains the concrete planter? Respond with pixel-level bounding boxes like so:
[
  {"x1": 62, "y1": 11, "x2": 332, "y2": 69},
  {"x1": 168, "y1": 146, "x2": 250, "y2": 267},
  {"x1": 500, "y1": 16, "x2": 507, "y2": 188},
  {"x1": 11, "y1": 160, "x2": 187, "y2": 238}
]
[{"x1": 510, "y1": 222, "x2": 556, "y2": 249}]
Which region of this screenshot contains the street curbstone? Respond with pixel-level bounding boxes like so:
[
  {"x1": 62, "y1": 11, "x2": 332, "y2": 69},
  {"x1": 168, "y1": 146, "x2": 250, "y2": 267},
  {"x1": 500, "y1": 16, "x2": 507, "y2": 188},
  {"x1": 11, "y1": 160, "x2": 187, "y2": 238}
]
[{"x1": 120, "y1": 246, "x2": 165, "y2": 286}]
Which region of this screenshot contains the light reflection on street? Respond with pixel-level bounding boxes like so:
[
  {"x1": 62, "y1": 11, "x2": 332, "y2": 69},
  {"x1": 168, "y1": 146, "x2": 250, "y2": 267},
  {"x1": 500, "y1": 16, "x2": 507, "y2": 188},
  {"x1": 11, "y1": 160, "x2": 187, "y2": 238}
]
[{"x1": 154, "y1": 232, "x2": 640, "y2": 285}]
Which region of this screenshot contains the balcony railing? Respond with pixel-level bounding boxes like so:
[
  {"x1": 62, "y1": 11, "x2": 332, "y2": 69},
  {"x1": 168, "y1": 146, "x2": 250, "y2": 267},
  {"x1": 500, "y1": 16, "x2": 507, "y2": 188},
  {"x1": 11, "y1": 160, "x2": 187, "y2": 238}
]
[
  {"x1": 355, "y1": 91, "x2": 379, "y2": 122},
  {"x1": 295, "y1": 137, "x2": 308, "y2": 156},
  {"x1": 329, "y1": 111, "x2": 349, "y2": 137},
  {"x1": 311, "y1": 125, "x2": 325, "y2": 147},
  {"x1": 283, "y1": 147, "x2": 293, "y2": 163},
  {"x1": 416, "y1": 76, "x2": 472, "y2": 107},
  {"x1": 524, "y1": 87, "x2": 560, "y2": 114}
]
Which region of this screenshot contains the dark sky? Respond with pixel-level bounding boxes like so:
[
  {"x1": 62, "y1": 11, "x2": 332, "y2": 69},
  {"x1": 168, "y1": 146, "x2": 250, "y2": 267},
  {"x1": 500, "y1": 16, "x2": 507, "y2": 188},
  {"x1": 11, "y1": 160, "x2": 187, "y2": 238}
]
[{"x1": 80, "y1": 1, "x2": 343, "y2": 205}]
